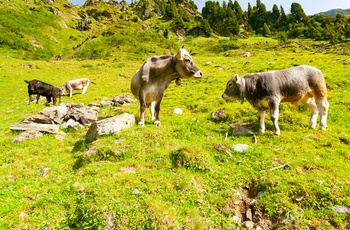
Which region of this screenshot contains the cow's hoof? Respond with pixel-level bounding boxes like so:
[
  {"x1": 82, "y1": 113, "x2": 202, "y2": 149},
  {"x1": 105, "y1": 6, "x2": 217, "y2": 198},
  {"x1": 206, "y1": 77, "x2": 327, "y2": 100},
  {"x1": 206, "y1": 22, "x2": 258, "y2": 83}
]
[
  {"x1": 273, "y1": 130, "x2": 280, "y2": 135},
  {"x1": 259, "y1": 129, "x2": 265, "y2": 133},
  {"x1": 154, "y1": 121, "x2": 161, "y2": 126},
  {"x1": 309, "y1": 125, "x2": 316, "y2": 129},
  {"x1": 138, "y1": 121, "x2": 145, "y2": 126}
]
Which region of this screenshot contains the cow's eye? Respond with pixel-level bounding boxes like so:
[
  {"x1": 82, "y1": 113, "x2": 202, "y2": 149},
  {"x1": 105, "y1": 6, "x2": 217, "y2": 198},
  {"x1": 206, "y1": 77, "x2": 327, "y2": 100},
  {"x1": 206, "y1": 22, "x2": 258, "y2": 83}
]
[
  {"x1": 228, "y1": 83, "x2": 233, "y2": 87},
  {"x1": 185, "y1": 59, "x2": 191, "y2": 63}
]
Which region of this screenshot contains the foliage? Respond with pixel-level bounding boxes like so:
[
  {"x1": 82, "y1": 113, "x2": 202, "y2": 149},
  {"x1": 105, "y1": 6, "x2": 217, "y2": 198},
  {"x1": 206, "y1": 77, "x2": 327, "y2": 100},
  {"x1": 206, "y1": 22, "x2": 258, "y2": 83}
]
[
  {"x1": 202, "y1": 0, "x2": 350, "y2": 44},
  {"x1": 0, "y1": 3, "x2": 61, "y2": 60},
  {"x1": 1, "y1": 0, "x2": 350, "y2": 61}
]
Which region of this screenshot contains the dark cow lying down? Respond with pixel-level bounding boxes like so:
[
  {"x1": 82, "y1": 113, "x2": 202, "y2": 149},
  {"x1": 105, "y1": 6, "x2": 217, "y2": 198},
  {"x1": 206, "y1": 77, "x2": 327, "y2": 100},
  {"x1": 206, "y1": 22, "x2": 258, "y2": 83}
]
[
  {"x1": 24, "y1": 80, "x2": 61, "y2": 106},
  {"x1": 131, "y1": 47, "x2": 202, "y2": 126},
  {"x1": 222, "y1": 65, "x2": 329, "y2": 135}
]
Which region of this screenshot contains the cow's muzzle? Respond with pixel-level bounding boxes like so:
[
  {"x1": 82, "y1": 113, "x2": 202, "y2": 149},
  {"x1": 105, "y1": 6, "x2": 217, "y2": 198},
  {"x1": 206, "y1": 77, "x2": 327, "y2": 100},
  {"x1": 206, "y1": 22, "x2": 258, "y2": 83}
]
[
  {"x1": 222, "y1": 93, "x2": 234, "y2": 101},
  {"x1": 193, "y1": 70, "x2": 202, "y2": 78}
]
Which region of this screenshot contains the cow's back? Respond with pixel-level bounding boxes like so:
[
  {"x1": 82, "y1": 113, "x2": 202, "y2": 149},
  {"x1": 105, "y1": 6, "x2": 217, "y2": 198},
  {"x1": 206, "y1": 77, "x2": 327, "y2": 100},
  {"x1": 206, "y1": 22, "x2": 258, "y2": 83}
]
[
  {"x1": 130, "y1": 69, "x2": 142, "y2": 100},
  {"x1": 245, "y1": 65, "x2": 325, "y2": 100}
]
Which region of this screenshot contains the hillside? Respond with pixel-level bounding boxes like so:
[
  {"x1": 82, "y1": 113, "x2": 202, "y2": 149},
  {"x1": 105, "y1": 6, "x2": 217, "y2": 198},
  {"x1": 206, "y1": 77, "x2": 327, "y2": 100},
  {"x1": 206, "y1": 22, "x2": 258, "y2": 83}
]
[
  {"x1": 1, "y1": 0, "x2": 350, "y2": 61},
  {"x1": 0, "y1": 0, "x2": 204, "y2": 60},
  {"x1": 319, "y1": 8, "x2": 350, "y2": 17}
]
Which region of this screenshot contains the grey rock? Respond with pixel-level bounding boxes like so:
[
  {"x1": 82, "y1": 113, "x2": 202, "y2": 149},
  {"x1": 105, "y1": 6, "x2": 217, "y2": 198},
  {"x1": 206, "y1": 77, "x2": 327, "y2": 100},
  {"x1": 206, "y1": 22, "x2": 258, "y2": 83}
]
[
  {"x1": 86, "y1": 113, "x2": 135, "y2": 142},
  {"x1": 132, "y1": 189, "x2": 140, "y2": 195},
  {"x1": 22, "y1": 114, "x2": 54, "y2": 124},
  {"x1": 40, "y1": 104, "x2": 68, "y2": 124},
  {"x1": 243, "y1": 220, "x2": 254, "y2": 228},
  {"x1": 84, "y1": 148, "x2": 97, "y2": 157},
  {"x1": 212, "y1": 109, "x2": 226, "y2": 120},
  {"x1": 332, "y1": 205, "x2": 350, "y2": 214},
  {"x1": 232, "y1": 215, "x2": 241, "y2": 222},
  {"x1": 12, "y1": 130, "x2": 43, "y2": 143},
  {"x1": 232, "y1": 144, "x2": 249, "y2": 152},
  {"x1": 239, "y1": 52, "x2": 251, "y2": 57},
  {"x1": 10, "y1": 123, "x2": 59, "y2": 134},
  {"x1": 39, "y1": 167, "x2": 51, "y2": 176}
]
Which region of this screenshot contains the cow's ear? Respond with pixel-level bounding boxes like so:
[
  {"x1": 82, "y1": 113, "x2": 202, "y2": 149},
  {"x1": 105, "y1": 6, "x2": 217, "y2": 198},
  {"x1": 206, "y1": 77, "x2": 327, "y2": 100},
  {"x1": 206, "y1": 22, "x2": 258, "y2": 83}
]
[
  {"x1": 233, "y1": 74, "x2": 240, "y2": 83},
  {"x1": 176, "y1": 48, "x2": 182, "y2": 60}
]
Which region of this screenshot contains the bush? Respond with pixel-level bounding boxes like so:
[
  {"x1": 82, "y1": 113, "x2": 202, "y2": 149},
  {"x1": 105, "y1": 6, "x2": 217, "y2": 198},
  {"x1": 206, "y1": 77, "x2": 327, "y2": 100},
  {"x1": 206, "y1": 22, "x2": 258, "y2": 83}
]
[
  {"x1": 170, "y1": 147, "x2": 211, "y2": 172},
  {"x1": 215, "y1": 38, "x2": 240, "y2": 52}
]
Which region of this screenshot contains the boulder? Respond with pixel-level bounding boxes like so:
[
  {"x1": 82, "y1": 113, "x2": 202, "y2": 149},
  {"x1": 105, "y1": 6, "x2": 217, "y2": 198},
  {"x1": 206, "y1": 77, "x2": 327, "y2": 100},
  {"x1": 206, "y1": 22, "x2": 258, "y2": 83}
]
[
  {"x1": 22, "y1": 114, "x2": 54, "y2": 124},
  {"x1": 12, "y1": 130, "x2": 43, "y2": 143},
  {"x1": 10, "y1": 123, "x2": 59, "y2": 134},
  {"x1": 239, "y1": 52, "x2": 251, "y2": 57},
  {"x1": 86, "y1": 113, "x2": 135, "y2": 142},
  {"x1": 40, "y1": 104, "x2": 68, "y2": 124}
]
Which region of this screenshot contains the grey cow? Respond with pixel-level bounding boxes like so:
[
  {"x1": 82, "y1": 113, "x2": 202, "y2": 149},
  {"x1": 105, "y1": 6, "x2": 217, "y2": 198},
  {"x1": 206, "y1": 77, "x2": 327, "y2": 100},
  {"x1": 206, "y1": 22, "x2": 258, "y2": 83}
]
[
  {"x1": 131, "y1": 47, "x2": 202, "y2": 126},
  {"x1": 222, "y1": 65, "x2": 329, "y2": 135}
]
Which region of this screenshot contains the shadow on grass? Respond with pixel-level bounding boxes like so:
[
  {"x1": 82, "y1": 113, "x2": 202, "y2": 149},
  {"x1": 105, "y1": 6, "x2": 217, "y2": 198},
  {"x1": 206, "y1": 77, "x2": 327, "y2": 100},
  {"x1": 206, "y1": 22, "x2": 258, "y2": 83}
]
[
  {"x1": 72, "y1": 139, "x2": 127, "y2": 171},
  {"x1": 72, "y1": 139, "x2": 89, "y2": 170}
]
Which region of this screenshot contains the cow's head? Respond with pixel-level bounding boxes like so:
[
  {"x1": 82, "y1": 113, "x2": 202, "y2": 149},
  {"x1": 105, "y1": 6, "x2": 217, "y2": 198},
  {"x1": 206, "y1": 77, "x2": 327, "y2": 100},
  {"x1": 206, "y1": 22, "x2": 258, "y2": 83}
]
[
  {"x1": 60, "y1": 86, "x2": 65, "y2": 95},
  {"x1": 25, "y1": 80, "x2": 41, "y2": 91},
  {"x1": 175, "y1": 47, "x2": 202, "y2": 79},
  {"x1": 60, "y1": 84, "x2": 68, "y2": 95},
  {"x1": 222, "y1": 74, "x2": 245, "y2": 104}
]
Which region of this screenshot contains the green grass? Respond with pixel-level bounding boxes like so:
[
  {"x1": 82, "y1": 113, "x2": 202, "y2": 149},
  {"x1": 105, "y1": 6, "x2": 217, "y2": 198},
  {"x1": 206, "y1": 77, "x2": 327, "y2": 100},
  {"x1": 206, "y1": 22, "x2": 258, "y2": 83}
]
[{"x1": 1, "y1": 37, "x2": 350, "y2": 229}]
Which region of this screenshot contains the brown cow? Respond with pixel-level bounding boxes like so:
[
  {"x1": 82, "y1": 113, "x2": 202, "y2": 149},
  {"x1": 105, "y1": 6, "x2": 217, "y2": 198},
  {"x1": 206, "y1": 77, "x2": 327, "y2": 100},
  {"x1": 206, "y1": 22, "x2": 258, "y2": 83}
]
[
  {"x1": 222, "y1": 65, "x2": 329, "y2": 135},
  {"x1": 130, "y1": 47, "x2": 202, "y2": 126},
  {"x1": 60, "y1": 78, "x2": 94, "y2": 97}
]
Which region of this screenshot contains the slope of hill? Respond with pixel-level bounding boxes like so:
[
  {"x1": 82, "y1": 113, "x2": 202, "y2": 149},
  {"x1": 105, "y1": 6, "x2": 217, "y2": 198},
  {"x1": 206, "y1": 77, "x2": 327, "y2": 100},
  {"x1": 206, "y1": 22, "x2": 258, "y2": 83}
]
[
  {"x1": 1, "y1": 0, "x2": 350, "y2": 61},
  {"x1": 319, "y1": 8, "x2": 350, "y2": 17},
  {"x1": 0, "y1": 0, "x2": 205, "y2": 60}
]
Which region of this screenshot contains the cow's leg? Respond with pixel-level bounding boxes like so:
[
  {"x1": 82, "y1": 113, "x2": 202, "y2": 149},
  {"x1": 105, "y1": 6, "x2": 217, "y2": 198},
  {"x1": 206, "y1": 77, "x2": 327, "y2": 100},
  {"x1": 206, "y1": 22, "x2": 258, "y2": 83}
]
[
  {"x1": 316, "y1": 98, "x2": 329, "y2": 130},
  {"x1": 258, "y1": 110, "x2": 266, "y2": 133},
  {"x1": 138, "y1": 90, "x2": 147, "y2": 126},
  {"x1": 269, "y1": 99, "x2": 280, "y2": 135},
  {"x1": 150, "y1": 101, "x2": 156, "y2": 121},
  {"x1": 28, "y1": 95, "x2": 33, "y2": 103},
  {"x1": 36, "y1": 95, "x2": 40, "y2": 104},
  {"x1": 153, "y1": 94, "x2": 164, "y2": 126},
  {"x1": 68, "y1": 85, "x2": 73, "y2": 97},
  {"x1": 53, "y1": 96, "x2": 57, "y2": 106},
  {"x1": 82, "y1": 81, "x2": 90, "y2": 94},
  {"x1": 301, "y1": 97, "x2": 318, "y2": 129},
  {"x1": 45, "y1": 96, "x2": 51, "y2": 106}
]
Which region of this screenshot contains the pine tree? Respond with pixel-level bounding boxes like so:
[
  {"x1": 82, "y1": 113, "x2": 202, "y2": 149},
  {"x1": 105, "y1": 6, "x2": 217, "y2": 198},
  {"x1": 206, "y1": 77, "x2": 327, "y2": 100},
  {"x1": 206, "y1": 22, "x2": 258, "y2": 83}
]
[
  {"x1": 233, "y1": 0, "x2": 244, "y2": 25},
  {"x1": 262, "y1": 22, "x2": 271, "y2": 37},
  {"x1": 201, "y1": 18, "x2": 213, "y2": 37},
  {"x1": 291, "y1": 2, "x2": 306, "y2": 23},
  {"x1": 271, "y1": 4, "x2": 280, "y2": 23}
]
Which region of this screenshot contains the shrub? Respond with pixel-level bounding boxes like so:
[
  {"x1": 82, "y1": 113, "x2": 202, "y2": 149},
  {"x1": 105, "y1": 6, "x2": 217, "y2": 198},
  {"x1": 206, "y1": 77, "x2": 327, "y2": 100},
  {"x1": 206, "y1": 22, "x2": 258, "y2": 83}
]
[
  {"x1": 215, "y1": 38, "x2": 240, "y2": 52},
  {"x1": 170, "y1": 147, "x2": 211, "y2": 172}
]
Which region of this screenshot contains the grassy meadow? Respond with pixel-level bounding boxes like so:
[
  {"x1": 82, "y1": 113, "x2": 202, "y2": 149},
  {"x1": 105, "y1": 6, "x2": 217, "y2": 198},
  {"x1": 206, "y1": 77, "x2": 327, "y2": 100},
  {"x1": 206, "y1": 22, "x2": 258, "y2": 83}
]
[{"x1": 0, "y1": 37, "x2": 350, "y2": 229}]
